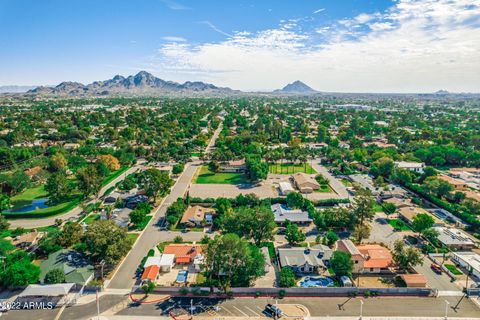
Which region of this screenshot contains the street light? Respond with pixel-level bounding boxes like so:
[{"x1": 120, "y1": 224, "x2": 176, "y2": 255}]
[
  {"x1": 359, "y1": 300, "x2": 364, "y2": 320},
  {"x1": 444, "y1": 300, "x2": 450, "y2": 320}
]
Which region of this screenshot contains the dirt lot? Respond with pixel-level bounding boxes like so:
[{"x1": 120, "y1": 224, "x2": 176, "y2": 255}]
[{"x1": 352, "y1": 275, "x2": 397, "y2": 288}]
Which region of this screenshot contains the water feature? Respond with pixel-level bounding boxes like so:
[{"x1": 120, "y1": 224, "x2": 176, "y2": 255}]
[
  {"x1": 299, "y1": 276, "x2": 334, "y2": 287},
  {"x1": 7, "y1": 199, "x2": 50, "y2": 213}
]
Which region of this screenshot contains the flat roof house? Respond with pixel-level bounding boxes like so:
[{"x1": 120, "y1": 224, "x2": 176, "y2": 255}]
[
  {"x1": 271, "y1": 203, "x2": 312, "y2": 225},
  {"x1": 438, "y1": 174, "x2": 469, "y2": 191},
  {"x1": 432, "y1": 227, "x2": 476, "y2": 250},
  {"x1": 278, "y1": 245, "x2": 333, "y2": 275},
  {"x1": 180, "y1": 206, "x2": 215, "y2": 227},
  {"x1": 394, "y1": 161, "x2": 425, "y2": 173},
  {"x1": 451, "y1": 252, "x2": 480, "y2": 281},
  {"x1": 292, "y1": 172, "x2": 321, "y2": 193}
]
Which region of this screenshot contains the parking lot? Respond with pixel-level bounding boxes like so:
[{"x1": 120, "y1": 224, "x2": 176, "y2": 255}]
[{"x1": 116, "y1": 296, "x2": 480, "y2": 318}]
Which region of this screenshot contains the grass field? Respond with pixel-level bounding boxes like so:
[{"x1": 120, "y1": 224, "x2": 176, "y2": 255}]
[
  {"x1": 102, "y1": 166, "x2": 129, "y2": 187},
  {"x1": 444, "y1": 264, "x2": 463, "y2": 275},
  {"x1": 127, "y1": 233, "x2": 139, "y2": 243},
  {"x1": 11, "y1": 185, "x2": 48, "y2": 203},
  {"x1": 268, "y1": 163, "x2": 316, "y2": 174},
  {"x1": 82, "y1": 214, "x2": 100, "y2": 225},
  {"x1": 194, "y1": 166, "x2": 248, "y2": 184},
  {"x1": 388, "y1": 219, "x2": 410, "y2": 231}
]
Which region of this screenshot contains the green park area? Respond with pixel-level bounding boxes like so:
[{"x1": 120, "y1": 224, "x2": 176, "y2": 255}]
[
  {"x1": 194, "y1": 166, "x2": 248, "y2": 184},
  {"x1": 269, "y1": 162, "x2": 316, "y2": 174}
]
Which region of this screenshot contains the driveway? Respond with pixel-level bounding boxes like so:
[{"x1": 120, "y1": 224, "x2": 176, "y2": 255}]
[
  {"x1": 367, "y1": 212, "x2": 406, "y2": 248},
  {"x1": 310, "y1": 159, "x2": 350, "y2": 199},
  {"x1": 414, "y1": 255, "x2": 462, "y2": 292}
]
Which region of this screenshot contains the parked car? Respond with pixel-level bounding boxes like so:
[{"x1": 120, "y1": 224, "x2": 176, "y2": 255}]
[
  {"x1": 264, "y1": 304, "x2": 283, "y2": 318},
  {"x1": 431, "y1": 263, "x2": 443, "y2": 274}
]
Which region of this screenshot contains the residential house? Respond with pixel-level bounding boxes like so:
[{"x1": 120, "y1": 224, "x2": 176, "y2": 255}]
[
  {"x1": 163, "y1": 244, "x2": 203, "y2": 268},
  {"x1": 337, "y1": 240, "x2": 393, "y2": 274},
  {"x1": 218, "y1": 159, "x2": 246, "y2": 173},
  {"x1": 292, "y1": 172, "x2": 321, "y2": 193},
  {"x1": 40, "y1": 249, "x2": 94, "y2": 285},
  {"x1": 432, "y1": 227, "x2": 476, "y2": 250},
  {"x1": 356, "y1": 244, "x2": 393, "y2": 273},
  {"x1": 398, "y1": 206, "x2": 445, "y2": 227},
  {"x1": 382, "y1": 197, "x2": 412, "y2": 209},
  {"x1": 437, "y1": 174, "x2": 468, "y2": 191},
  {"x1": 451, "y1": 252, "x2": 480, "y2": 281},
  {"x1": 278, "y1": 245, "x2": 333, "y2": 275},
  {"x1": 271, "y1": 203, "x2": 312, "y2": 225},
  {"x1": 394, "y1": 161, "x2": 425, "y2": 173},
  {"x1": 180, "y1": 206, "x2": 216, "y2": 227}
]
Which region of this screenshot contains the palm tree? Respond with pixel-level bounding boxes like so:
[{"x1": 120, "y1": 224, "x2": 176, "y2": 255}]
[{"x1": 105, "y1": 205, "x2": 114, "y2": 220}]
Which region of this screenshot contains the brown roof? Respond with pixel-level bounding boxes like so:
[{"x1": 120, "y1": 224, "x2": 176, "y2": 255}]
[
  {"x1": 398, "y1": 206, "x2": 443, "y2": 225},
  {"x1": 383, "y1": 197, "x2": 412, "y2": 208},
  {"x1": 180, "y1": 206, "x2": 215, "y2": 224},
  {"x1": 163, "y1": 244, "x2": 202, "y2": 263},
  {"x1": 356, "y1": 244, "x2": 393, "y2": 269},
  {"x1": 11, "y1": 231, "x2": 40, "y2": 246},
  {"x1": 400, "y1": 274, "x2": 428, "y2": 287},
  {"x1": 438, "y1": 174, "x2": 467, "y2": 187},
  {"x1": 464, "y1": 190, "x2": 480, "y2": 202},
  {"x1": 24, "y1": 166, "x2": 42, "y2": 178},
  {"x1": 292, "y1": 172, "x2": 320, "y2": 188}
]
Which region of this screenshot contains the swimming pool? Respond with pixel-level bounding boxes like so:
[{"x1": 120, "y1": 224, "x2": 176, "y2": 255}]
[{"x1": 299, "y1": 276, "x2": 334, "y2": 287}]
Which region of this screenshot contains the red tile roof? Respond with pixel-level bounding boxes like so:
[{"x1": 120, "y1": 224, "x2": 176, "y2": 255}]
[
  {"x1": 356, "y1": 244, "x2": 393, "y2": 269},
  {"x1": 163, "y1": 244, "x2": 202, "y2": 263},
  {"x1": 141, "y1": 265, "x2": 159, "y2": 281}
]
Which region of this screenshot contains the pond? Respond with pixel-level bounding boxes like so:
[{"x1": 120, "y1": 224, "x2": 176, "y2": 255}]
[
  {"x1": 7, "y1": 199, "x2": 50, "y2": 213},
  {"x1": 298, "y1": 276, "x2": 334, "y2": 288}
]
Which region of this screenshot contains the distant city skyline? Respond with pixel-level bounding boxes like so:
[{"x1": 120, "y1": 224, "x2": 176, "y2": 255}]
[{"x1": 1, "y1": 0, "x2": 479, "y2": 93}]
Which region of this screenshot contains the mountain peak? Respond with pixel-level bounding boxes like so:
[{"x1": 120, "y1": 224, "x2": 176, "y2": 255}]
[{"x1": 275, "y1": 80, "x2": 317, "y2": 93}]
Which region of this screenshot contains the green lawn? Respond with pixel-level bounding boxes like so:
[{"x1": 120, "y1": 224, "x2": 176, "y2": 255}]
[
  {"x1": 444, "y1": 264, "x2": 463, "y2": 275},
  {"x1": 82, "y1": 214, "x2": 100, "y2": 225},
  {"x1": 11, "y1": 185, "x2": 48, "y2": 203},
  {"x1": 373, "y1": 203, "x2": 384, "y2": 212},
  {"x1": 340, "y1": 179, "x2": 353, "y2": 187},
  {"x1": 268, "y1": 163, "x2": 316, "y2": 174},
  {"x1": 102, "y1": 166, "x2": 130, "y2": 187},
  {"x1": 315, "y1": 185, "x2": 333, "y2": 193},
  {"x1": 388, "y1": 219, "x2": 410, "y2": 231},
  {"x1": 194, "y1": 166, "x2": 248, "y2": 184},
  {"x1": 127, "y1": 233, "x2": 139, "y2": 243}
]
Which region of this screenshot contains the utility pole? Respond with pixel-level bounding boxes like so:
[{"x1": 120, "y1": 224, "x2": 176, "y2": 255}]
[
  {"x1": 359, "y1": 300, "x2": 364, "y2": 320},
  {"x1": 444, "y1": 300, "x2": 450, "y2": 320}
]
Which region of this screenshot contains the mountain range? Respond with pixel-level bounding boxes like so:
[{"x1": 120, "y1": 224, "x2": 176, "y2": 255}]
[{"x1": 27, "y1": 71, "x2": 238, "y2": 96}]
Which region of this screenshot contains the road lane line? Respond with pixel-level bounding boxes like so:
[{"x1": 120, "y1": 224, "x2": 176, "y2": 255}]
[{"x1": 221, "y1": 306, "x2": 235, "y2": 316}]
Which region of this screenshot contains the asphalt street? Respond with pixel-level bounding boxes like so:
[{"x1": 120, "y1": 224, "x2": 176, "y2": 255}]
[{"x1": 107, "y1": 124, "x2": 222, "y2": 290}]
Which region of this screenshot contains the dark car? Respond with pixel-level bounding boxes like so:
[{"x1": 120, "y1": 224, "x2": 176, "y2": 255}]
[{"x1": 264, "y1": 304, "x2": 283, "y2": 318}]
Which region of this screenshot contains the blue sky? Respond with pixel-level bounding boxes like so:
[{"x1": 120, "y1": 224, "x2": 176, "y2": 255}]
[{"x1": 1, "y1": 0, "x2": 479, "y2": 92}]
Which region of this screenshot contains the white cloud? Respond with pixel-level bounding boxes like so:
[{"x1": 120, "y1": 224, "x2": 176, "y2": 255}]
[
  {"x1": 159, "y1": 0, "x2": 191, "y2": 10},
  {"x1": 162, "y1": 36, "x2": 187, "y2": 42},
  {"x1": 199, "y1": 21, "x2": 233, "y2": 37},
  {"x1": 313, "y1": 8, "x2": 325, "y2": 14},
  {"x1": 150, "y1": 0, "x2": 480, "y2": 92}
]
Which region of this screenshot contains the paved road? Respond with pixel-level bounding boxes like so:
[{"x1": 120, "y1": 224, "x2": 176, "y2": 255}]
[
  {"x1": 309, "y1": 159, "x2": 350, "y2": 199},
  {"x1": 116, "y1": 296, "x2": 480, "y2": 318},
  {"x1": 414, "y1": 256, "x2": 462, "y2": 292},
  {"x1": 107, "y1": 124, "x2": 223, "y2": 289},
  {"x1": 8, "y1": 164, "x2": 144, "y2": 229}
]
